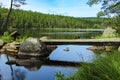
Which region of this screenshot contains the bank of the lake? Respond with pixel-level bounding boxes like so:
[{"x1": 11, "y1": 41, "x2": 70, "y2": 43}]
[{"x1": 56, "y1": 50, "x2": 120, "y2": 80}]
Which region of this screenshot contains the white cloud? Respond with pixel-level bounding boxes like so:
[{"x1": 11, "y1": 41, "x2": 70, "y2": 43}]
[
  {"x1": 0, "y1": 0, "x2": 10, "y2": 7},
  {"x1": 0, "y1": 0, "x2": 102, "y2": 17}
]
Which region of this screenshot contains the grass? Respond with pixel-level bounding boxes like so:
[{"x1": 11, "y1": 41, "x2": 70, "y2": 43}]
[
  {"x1": 0, "y1": 32, "x2": 28, "y2": 43},
  {"x1": 0, "y1": 32, "x2": 14, "y2": 43},
  {"x1": 15, "y1": 35, "x2": 28, "y2": 42},
  {"x1": 55, "y1": 50, "x2": 120, "y2": 80},
  {"x1": 95, "y1": 33, "x2": 119, "y2": 39}
]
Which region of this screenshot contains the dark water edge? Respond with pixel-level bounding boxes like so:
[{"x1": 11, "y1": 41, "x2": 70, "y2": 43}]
[{"x1": 0, "y1": 45, "x2": 95, "y2": 80}]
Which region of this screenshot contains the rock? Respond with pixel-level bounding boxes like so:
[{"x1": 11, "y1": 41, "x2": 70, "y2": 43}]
[
  {"x1": 87, "y1": 46, "x2": 105, "y2": 51},
  {"x1": 0, "y1": 39, "x2": 4, "y2": 47},
  {"x1": 88, "y1": 27, "x2": 117, "y2": 52},
  {"x1": 2, "y1": 42, "x2": 20, "y2": 53},
  {"x1": 40, "y1": 36, "x2": 49, "y2": 41},
  {"x1": 102, "y1": 27, "x2": 116, "y2": 37},
  {"x1": 105, "y1": 46, "x2": 114, "y2": 52},
  {"x1": 46, "y1": 45, "x2": 57, "y2": 51},
  {"x1": 88, "y1": 46, "x2": 115, "y2": 52},
  {"x1": 18, "y1": 37, "x2": 50, "y2": 58},
  {"x1": 118, "y1": 46, "x2": 120, "y2": 52},
  {"x1": 63, "y1": 47, "x2": 70, "y2": 52},
  {"x1": 0, "y1": 49, "x2": 5, "y2": 53}
]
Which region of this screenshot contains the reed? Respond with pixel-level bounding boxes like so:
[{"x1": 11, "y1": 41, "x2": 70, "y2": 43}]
[{"x1": 56, "y1": 51, "x2": 120, "y2": 80}]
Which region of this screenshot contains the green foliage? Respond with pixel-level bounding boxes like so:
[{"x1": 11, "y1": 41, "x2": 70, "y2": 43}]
[
  {"x1": 56, "y1": 51, "x2": 120, "y2": 80},
  {"x1": 0, "y1": 32, "x2": 13, "y2": 43},
  {"x1": 95, "y1": 33, "x2": 119, "y2": 39},
  {"x1": 0, "y1": 8, "x2": 104, "y2": 36},
  {"x1": 87, "y1": 0, "x2": 120, "y2": 15},
  {"x1": 15, "y1": 35, "x2": 28, "y2": 42},
  {"x1": 112, "y1": 16, "x2": 120, "y2": 34},
  {"x1": 87, "y1": 0, "x2": 120, "y2": 34},
  {"x1": 55, "y1": 72, "x2": 67, "y2": 80}
]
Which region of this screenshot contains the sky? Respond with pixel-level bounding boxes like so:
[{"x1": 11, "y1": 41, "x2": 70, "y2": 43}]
[{"x1": 0, "y1": 0, "x2": 102, "y2": 17}]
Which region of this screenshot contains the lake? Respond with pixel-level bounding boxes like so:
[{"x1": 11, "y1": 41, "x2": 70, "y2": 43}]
[
  {"x1": 0, "y1": 30, "x2": 103, "y2": 80},
  {"x1": 19, "y1": 28, "x2": 103, "y2": 39},
  {"x1": 0, "y1": 45, "x2": 95, "y2": 80}
]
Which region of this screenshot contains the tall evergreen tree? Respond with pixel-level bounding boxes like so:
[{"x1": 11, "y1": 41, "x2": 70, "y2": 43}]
[{"x1": 1, "y1": 0, "x2": 26, "y2": 34}]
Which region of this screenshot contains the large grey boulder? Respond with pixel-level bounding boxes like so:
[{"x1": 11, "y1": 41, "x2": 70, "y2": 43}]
[
  {"x1": 18, "y1": 37, "x2": 50, "y2": 58},
  {"x1": 102, "y1": 27, "x2": 116, "y2": 36},
  {"x1": 0, "y1": 39, "x2": 4, "y2": 47},
  {"x1": 88, "y1": 27, "x2": 117, "y2": 52}
]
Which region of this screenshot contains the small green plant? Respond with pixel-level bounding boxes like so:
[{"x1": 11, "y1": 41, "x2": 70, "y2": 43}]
[
  {"x1": 95, "y1": 33, "x2": 119, "y2": 39},
  {"x1": 15, "y1": 35, "x2": 28, "y2": 42},
  {"x1": 0, "y1": 32, "x2": 14, "y2": 43},
  {"x1": 55, "y1": 72, "x2": 67, "y2": 80}
]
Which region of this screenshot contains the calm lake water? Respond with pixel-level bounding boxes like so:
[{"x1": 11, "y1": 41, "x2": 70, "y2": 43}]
[
  {"x1": 0, "y1": 45, "x2": 95, "y2": 80},
  {"x1": 21, "y1": 28, "x2": 103, "y2": 39},
  {"x1": 0, "y1": 30, "x2": 103, "y2": 80}
]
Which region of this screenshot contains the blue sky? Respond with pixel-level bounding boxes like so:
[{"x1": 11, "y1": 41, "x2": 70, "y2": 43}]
[{"x1": 0, "y1": 0, "x2": 101, "y2": 17}]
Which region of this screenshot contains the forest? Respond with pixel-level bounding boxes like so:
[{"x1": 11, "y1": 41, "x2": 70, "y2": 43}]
[
  {"x1": 0, "y1": 0, "x2": 120, "y2": 80},
  {"x1": 0, "y1": 8, "x2": 106, "y2": 36}
]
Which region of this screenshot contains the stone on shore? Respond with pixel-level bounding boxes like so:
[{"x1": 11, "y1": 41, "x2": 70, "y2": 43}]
[
  {"x1": 102, "y1": 27, "x2": 116, "y2": 37},
  {"x1": 0, "y1": 39, "x2": 4, "y2": 47},
  {"x1": 18, "y1": 37, "x2": 50, "y2": 58},
  {"x1": 87, "y1": 46, "x2": 105, "y2": 51},
  {"x1": 40, "y1": 36, "x2": 49, "y2": 41},
  {"x1": 88, "y1": 27, "x2": 117, "y2": 52},
  {"x1": 118, "y1": 46, "x2": 120, "y2": 52},
  {"x1": 2, "y1": 42, "x2": 20, "y2": 53}
]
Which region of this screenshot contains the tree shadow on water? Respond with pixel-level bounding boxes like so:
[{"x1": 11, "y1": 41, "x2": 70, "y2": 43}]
[{"x1": 14, "y1": 69, "x2": 26, "y2": 80}]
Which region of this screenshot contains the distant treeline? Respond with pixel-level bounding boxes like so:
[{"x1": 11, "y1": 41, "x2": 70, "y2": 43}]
[{"x1": 0, "y1": 8, "x2": 106, "y2": 31}]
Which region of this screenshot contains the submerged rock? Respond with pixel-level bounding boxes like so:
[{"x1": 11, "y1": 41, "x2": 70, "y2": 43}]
[{"x1": 18, "y1": 37, "x2": 50, "y2": 58}]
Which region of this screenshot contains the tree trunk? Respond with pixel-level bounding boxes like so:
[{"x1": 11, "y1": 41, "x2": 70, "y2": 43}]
[{"x1": 1, "y1": 0, "x2": 13, "y2": 34}]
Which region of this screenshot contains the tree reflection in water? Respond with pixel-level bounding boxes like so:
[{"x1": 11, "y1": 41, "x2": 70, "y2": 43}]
[
  {"x1": 14, "y1": 69, "x2": 26, "y2": 80},
  {"x1": 5, "y1": 51, "x2": 26, "y2": 80},
  {"x1": 0, "y1": 72, "x2": 1, "y2": 80}
]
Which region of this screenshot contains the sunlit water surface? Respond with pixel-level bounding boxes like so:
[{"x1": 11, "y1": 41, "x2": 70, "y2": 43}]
[{"x1": 0, "y1": 45, "x2": 95, "y2": 80}]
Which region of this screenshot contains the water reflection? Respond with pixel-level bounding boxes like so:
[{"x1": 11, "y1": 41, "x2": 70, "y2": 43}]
[
  {"x1": 6, "y1": 58, "x2": 82, "y2": 71},
  {"x1": 50, "y1": 45, "x2": 95, "y2": 62},
  {"x1": 0, "y1": 45, "x2": 95, "y2": 80},
  {"x1": 14, "y1": 69, "x2": 26, "y2": 80}
]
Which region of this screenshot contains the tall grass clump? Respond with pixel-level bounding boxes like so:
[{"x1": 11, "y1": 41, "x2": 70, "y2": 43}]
[
  {"x1": 56, "y1": 51, "x2": 120, "y2": 80},
  {"x1": 15, "y1": 35, "x2": 28, "y2": 42},
  {"x1": 0, "y1": 32, "x2": 14, "y2": 43}
]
